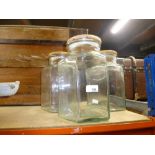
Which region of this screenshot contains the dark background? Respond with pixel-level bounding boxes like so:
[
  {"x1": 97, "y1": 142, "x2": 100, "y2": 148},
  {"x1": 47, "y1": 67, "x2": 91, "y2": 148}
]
[{"x1": 0, "y1": 19, "x2": 155, "y2": 58}]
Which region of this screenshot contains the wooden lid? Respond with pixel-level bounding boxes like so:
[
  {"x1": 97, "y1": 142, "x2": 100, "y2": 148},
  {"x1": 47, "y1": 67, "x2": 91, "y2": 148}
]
[
  {"x1": 67, "y1": 34, "x2": 102, "y2": 46},
  {"x1": 100, "y1": 50, "x2": 117, "y2": 56}
]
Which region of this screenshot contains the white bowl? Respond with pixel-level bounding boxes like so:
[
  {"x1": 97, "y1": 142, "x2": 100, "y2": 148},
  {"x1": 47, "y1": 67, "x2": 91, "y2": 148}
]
[{"x1": 0, "y1": 81, "x2": 20, "y2": 97}]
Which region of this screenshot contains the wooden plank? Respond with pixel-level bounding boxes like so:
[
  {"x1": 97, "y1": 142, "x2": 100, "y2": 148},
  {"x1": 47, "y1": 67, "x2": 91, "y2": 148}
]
[
  {"x1": 0, "y1": 68, "x2": 41, "y2": 86},
  {"x1": 0, "y1": 76, "x2": 40, "y2": 85},
  {"x1": 0, "y1": 67, "x2": 41, "y2": 75},
  {"x1": 0, "y1": 59, "x2": 48, "y2": 68},
  {"x1": 0, "y1": 26, "x2": 70, "y2": 41},
  {"x1": 0, "y1": 44, "x2": 65, "y2": 59},
  {"x1": 0, "y1": 106, "x2": 150, "y2": 129},
  {"x1": 0, "y1": 95, "x2": 40, "y2": 105},
  {"x1": 0, "y1": 68, "x2": 41, "y2": 85},
  {"x1": 0, "y1": 106, "x2": 153, "y2": 135},
  {"x1": 0, "y1": 44, "x2": 66, "y2": 67},
  {"x1": 18, "y1": 85, "x2": 40, "y2": 95}
]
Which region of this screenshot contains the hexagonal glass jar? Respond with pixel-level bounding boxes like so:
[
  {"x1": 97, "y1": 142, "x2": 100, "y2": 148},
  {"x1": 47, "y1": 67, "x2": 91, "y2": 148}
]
[
  {"x1": 58, "y1": 35, "x2": 110, "y2": 122},
  {"x1": 41, "y1": 51, "x2": 68, "y2": 113},
  {"x1": 100, "y1": 50, "x2": 126, "y2": 111}
]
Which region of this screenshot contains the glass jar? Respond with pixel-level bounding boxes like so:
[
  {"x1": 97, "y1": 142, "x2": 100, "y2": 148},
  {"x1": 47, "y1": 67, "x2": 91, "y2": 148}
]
[
  {"x1": 41, "y1": 51, "x2": 68, "y2": 113},
  {"x1": 100, "y1": 50, "x2": 126, "y2": 111},
  {"x1": 58, "y1": 34, "x2": 110, "y2": 122}
]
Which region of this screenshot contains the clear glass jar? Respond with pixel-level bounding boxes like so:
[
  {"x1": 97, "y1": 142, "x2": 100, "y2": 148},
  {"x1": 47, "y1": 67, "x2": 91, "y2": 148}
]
[
  {"x1": 41, "y1": 51, "x2": 68, "y2": 113},
  {"x1": 58, "y1": 34, "x2": 110, "y2": 122},
  {"x1": 100, "y1": 50, "x2": 126, "y2": 111}
]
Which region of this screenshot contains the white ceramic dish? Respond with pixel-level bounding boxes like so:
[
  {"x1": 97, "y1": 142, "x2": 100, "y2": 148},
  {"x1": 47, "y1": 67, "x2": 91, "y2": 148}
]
[{"x1": 0, "y1": 81, "x2": 20, "y2": 97}]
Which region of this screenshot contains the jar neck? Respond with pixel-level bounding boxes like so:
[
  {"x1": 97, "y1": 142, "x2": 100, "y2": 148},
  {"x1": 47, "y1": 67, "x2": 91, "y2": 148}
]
[
  {"x1": 49, "y1": 55, "x2": 66, "y2": 65},
  {"x1": 104, "y1": 55, "x2": 117, "y2": 64}
]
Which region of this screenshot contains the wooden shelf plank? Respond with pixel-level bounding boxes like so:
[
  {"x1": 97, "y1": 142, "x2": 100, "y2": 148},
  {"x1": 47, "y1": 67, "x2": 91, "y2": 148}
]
[{"x1": 0, "y1": 106, "x2": 154, "y2": 134}]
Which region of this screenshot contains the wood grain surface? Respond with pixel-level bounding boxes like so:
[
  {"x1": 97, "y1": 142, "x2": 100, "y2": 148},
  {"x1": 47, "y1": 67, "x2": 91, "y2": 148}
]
[
  {"x1": 0, "y1": 106, "x2": 150, "y2": 130},
  {"x1": 0, "y1": 44, "x2": 66, "y2": 67},
  {"x1": 0, "y1": 26, "x2": 69, "y2": 41}
]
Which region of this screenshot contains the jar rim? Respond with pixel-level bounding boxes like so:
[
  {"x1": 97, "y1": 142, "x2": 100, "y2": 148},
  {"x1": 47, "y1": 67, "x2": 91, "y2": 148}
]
[
  {"x1": 66, "y1": 34, "x2": 102, "y2": 46},
  {"x1": 100, "y1": 50, "x2": 117, "y2": 56}
]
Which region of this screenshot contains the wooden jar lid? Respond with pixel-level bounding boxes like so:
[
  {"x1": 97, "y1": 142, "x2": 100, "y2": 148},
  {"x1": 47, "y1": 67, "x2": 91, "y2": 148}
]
[
  {"x1": 67, "y1": 34, "x2": 102, "y2": 46},
  {"x1": 100, "y1": 50, "x2": 117, "y2": 56}
]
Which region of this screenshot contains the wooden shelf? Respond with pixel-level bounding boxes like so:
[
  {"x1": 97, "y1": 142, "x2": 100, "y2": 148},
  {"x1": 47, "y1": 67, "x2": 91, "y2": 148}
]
[{"x1": 0, "y1": 106, "x2": 154, "y2": 135}]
